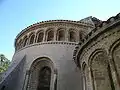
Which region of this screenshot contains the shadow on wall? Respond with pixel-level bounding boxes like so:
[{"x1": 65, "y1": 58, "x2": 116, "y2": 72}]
[{"x1": 0, "y1": 56, "x2": 26, "y2": 90}]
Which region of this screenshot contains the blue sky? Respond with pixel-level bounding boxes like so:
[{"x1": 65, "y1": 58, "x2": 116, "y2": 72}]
[{"x1": 0, "y1": 0, "x2": 120, "y2": 60}]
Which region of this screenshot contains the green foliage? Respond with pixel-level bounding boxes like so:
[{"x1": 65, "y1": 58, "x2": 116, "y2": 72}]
[{"x1": 0, "y1": 54, "x2": 11, "y2": 73}]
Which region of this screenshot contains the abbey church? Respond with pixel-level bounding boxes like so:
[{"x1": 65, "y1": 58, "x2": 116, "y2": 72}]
[{"x1": 0, "y1": 13, "x2": 120, "y2": 90}]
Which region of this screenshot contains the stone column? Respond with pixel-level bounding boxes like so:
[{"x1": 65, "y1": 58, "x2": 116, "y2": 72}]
[
  {"x1": 76, "y1": 30, "x2": 79, "y2": 42},
  {"x1": 66, "y1": 28, "x2": 69, "y2": 41},
  {"x1": 51, "y1": 69, "x2": 57, "y2": 90},
  {"x1": 34, "y1": 31, "x2": 37, "y2": 43},
  {"x1": 82, "y1": 71, "x2": 86, "y2": 90},
  {"x1": 54, "y1": 28, "x2": 57, "y2": 41},
  {"x1": 23, "y1": 70, "x2": 31, "y2": 90},
  {"x1": 109, "y1": 56, "x2": 120, "y2": 90},
  {"x1": 26, "y1": 34, "x2": 29, "y2": 46},
  {"x1": 43, "y1": 30, "x2": 46, "y2": 42},
  {"x1": 27, "y1": 33, "x2": 31, "y2": 45},
  {"x1": 88, "y1": 67, "x2": 94, "y2": 90}
]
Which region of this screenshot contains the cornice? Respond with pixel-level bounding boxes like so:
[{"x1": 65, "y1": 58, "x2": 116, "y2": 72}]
[
  {"x1": 15, "y1": 41, "x2": 78, "y2": 53},
  {"x1": 15, "y1": 20, "x2": 94, "y2": 41}
]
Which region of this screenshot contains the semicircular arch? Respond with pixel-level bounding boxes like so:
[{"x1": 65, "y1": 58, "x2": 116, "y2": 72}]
[
  {"x1": 57, "y1": 28, "x2": 66, "y2": 41},
  {"x1": 36, "y1": 30, "x2": 44, "y2": 43},
  {"x1": 30, "y1": 57, "x2": 55, "y2": 70},
  {"x1": 46, "y1": 28, "x2": 55, "y2": 41},
  {"x1": 109, "y1": 38, "x2": 120, "y2": 55},
  {"x1": 27, "y1": 57, "x2": 56, "y2": 90},
  {"x1": 88, "y1": 48, "x2": 114, "y2": 90},
  {"x1": 88, "y1": 48, "x2": 108, "y2": 66},
  {"x1": 109, "y1": 38, "x2": 120, "y2": 86}
]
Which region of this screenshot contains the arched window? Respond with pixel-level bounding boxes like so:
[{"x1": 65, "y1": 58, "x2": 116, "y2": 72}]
[
  {"x1": 37, "y1": 32, "x2": 44, "y2": 43},
  {"x1": 29, "y1": 34, "x2": 35, "y2": 44},
  {"x1": 90, "y1": 52, "x2": 114, "y2": 90},
  {"x1": 27, "y1": 58, "x2": 55, "y2": 90},
  {"x1": 57, "y1": 29, "x2": 65, "y2": 41},
  {"x1": 37, "y1": 67, "x2": 51, "y2": 90},
  {"x1": 23, "y1": 36, "x2": 28, "y2": 47},
  {"x1": 19, "y1": 39, "x2": 23, "y2": 49},
  {"x1": 17, "y1": 39, "x2": 22, "y2": 50},
  {"x1": 69, "y1": 30, "x2": 76, "y2": 42},
  {"x1": 47, "y1": 30, "x2": 54, "y2": 41}
]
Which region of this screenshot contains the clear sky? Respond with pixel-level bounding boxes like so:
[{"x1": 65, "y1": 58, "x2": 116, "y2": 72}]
[{"x1": 0, "y1": 0, "x2": 120, "y2": 60}]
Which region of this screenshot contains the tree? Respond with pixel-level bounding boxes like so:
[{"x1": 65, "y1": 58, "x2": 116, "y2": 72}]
[{"x1": 0, "y1": 54, "x2": 11, "y2": 73}]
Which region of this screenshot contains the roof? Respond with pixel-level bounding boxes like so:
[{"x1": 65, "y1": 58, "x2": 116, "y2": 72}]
[{"x1": 80, "y1": 16, "x2": 102, "y2": 27}]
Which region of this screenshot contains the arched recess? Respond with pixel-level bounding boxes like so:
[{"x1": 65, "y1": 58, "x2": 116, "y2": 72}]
[
  {"x1": 88, "y1": 49, "x2": 114, "y2": 90},
  {"x1": 29, "y1": 33, "x2": 35, "y2": 44},
  {"x1": 26, "y1": 57, "x2": 57, "y2": 90},
  {"x1": 57, "y1": 28, "x2": 65, "y2": 41},
  {"x1": 69, "y1": 29, "x2": 77, "y2": 42},
  {"x1": 110, "y1": 38, "x2": 120, "y2": 86},
  {"x1": 19, "y1": 39, "x2": 23, "y2": 49},
  {"x1": 23, "y1": 36, "x2": 28, "y2": 47},
  {"x1": 16, "y1": 42, "x2": 19, "y2": 50},
  {"x1": 36, "y1": 31, "x2": 44, "y2": 43},
  {"x1": 46, "y1": 29, "x2": 54, "y2": 41}
]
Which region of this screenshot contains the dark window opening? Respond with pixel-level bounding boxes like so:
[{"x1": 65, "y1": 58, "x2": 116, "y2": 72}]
[
  {"x1": 69, "y1": 31, "x2": 76, "y2": 42},
  {"x1": 23, "y1": 37, "x2": 28, "y2": 47},
  {"x1": 47, "y1": 30, "x2": 54, "y2": 41},
  {"x1": 37, "y1": 67, "x2": 51, "y2": 90},
  {"x1": 58, "y1": 30, "x2": 65, "y2": 41},
  {"x1": 29, "y1": 34, "x2": 35, "y2": 44},
  {"x1": 37, "y1": 32, "x2": 44, "y2": 43}
]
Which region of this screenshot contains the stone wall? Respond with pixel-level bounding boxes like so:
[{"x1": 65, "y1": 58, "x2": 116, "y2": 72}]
[
  {"x1": 12, "y1": 42, "x2": 82, "y2": 90},
  {"x1": 74, "y1": 13, "x2": 120, "y2": 90},
  {"x1": 0, "y1": 19, "x2": 94, "y2": 90}
]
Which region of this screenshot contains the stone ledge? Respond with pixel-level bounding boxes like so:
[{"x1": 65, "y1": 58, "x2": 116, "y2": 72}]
[{"x1": 16, "y1": 41, "x2": 78, "y2": 53}]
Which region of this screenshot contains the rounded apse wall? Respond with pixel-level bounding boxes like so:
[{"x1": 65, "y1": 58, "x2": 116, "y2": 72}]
[{"x1": 12, "y1": 20, "x2": 94, "y2": 90}]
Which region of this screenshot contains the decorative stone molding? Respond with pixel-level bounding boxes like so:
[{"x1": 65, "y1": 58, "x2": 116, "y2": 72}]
[
  {"x1": 14, "y1": 20, "x2": 94, "y2": 48},
  {"x1": 16, "y1": 20, "x2": 94, "y2": 40},
  {"x1": 26, "y1": 57, "x2": 55, "y2": 90},
  {"x1": 74, "y1": 26, "x2": 120, "y2": 67},
  {"x1": 15, "y1": 21, "x2": 90, "y2": 51},
  {"x1": 73, "y1": 12, "x2": 120, "y2": 90},
  {"x1": 15, "y1": 41, "x2": 78, "y2": 52},
  {"x1": 73, "y1": 13, "x2": 120, "y2": 66}
]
